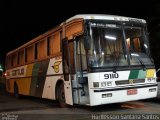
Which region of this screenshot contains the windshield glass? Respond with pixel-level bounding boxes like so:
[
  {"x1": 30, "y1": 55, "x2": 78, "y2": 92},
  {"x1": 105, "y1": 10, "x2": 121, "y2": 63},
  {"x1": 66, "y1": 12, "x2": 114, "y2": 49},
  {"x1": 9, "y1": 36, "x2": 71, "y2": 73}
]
[
  {"x1": 124, "y1": 26, "x2": 153, "y2": 66},
  {"x1": 86, "y1": 21, "x2": 153, "y2": 69},
  {"x1": 87, "y1": 22, "x2": 128, "y2": 68}
]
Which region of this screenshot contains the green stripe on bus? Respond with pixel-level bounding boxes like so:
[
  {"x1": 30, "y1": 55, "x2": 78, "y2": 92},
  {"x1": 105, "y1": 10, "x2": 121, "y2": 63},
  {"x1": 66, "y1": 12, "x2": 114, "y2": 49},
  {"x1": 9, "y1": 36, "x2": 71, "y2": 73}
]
[
  {"x1": 30, "y1": 62, "x2": 40, "y2": 96},
  {"x1": 129, "y1": 70, "x2": 139, "y2": 79},
  {"x1": 138, "y1": 70, "x2": 146, "y2": 79},
  {"x1": 29, "y1": 60, "x2": 50, "y2": 97},
  {"x1": 35, "y1": 60, "x2": 49, "y2": 98}
]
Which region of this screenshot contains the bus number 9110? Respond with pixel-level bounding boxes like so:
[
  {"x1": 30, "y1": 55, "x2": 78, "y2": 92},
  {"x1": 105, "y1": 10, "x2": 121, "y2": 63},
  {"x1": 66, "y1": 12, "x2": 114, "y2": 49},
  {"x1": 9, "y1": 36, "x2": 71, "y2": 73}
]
[{"x1": 104, "y1": 73, "x2": 119, "y2": 79}]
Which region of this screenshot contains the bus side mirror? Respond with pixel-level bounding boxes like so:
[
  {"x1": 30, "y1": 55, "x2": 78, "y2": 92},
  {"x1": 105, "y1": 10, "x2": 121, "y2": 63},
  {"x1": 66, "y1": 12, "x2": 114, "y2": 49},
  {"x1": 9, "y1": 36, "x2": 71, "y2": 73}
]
[{"x1": 84, "y1": 35, "x2": 91, "y2": 50}]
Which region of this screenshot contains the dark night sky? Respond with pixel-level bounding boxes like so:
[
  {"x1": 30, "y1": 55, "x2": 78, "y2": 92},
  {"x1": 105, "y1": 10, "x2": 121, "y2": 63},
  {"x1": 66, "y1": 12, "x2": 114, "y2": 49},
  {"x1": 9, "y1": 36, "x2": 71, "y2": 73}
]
[{"x1": 2, "y1": 0, "x2": 160, "y2": 69}]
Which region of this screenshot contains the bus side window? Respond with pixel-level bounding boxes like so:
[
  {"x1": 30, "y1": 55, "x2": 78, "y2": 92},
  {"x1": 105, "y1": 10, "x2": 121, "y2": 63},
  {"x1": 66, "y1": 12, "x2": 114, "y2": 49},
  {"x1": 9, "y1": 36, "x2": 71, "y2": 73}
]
[
  {"x1": 47, "y1": 37, "x2": 50, "y2": 56},
  {"x1": 35, "y1": 43, "x2": 38, "y2": 59},
  {"x1": 7, "y1": 55, "x2": 12, "y2": 68},
  {"x1": 12, "y1": 53, "x2": 17, "y2": 66},
  {"x1": 19, "y1": 50, "x2": 25, "y2": 65},
  {"x1": 25, "y1": 48, "x2": 27, "y2": 63},
  {"x1": 26, "y1": 45, "x2": 34, "y2": 62},
  {"x1": 37, "y1": 39, "x2": 47, "y2": 59}
]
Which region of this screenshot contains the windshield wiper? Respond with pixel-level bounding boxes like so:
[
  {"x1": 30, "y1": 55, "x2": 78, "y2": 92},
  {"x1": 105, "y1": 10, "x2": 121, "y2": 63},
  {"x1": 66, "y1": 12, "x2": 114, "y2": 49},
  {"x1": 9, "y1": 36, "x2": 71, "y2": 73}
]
[
  {"x1": 112, "y1": 52, "x2": 121, "y2": 73},
  {"x1": 137, "y1": 57, "x2": 146, "y2": 71},
  {"x1": 113, "y1": 30, "x2": 128, "y2": 73},
  {"x1": 129, "y1": 49, "x2": 146, "y2": 71}
]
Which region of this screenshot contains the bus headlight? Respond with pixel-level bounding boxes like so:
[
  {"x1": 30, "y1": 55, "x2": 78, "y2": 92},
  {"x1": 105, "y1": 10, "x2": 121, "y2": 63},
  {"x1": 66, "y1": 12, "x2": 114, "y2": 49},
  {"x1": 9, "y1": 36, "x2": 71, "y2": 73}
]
[
  {"x1": 147, "y1": 78, "x2": 156, "y2": 82},
  {"x1": 147, "y1": 78, "x2": 151, "y2": 82},
  {"x1": 101, "y1": 82, "x2": 106, "y2": 87},
  {"x1": 93, "y1": 82, "x2": 99, "y2": 87},
  {"x1": 101, "y1": 81, "x2": 112, "y2": 87},
  {"x1": 149, "y1": 88, "x2": 156, "y2": 92},
  {"x1": 102, "y1": 93, "x2": 112, "y2": 98},
  {"x1": 107, "y1": 81, "x2": 112, "y2": 86}
]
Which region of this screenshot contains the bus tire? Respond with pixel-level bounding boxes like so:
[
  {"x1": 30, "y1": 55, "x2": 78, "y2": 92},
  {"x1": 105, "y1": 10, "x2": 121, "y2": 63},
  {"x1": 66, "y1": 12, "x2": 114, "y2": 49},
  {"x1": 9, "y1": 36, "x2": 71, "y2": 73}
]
[
  {"x1": 57, "y1": 83, "x2": 68, "y2": 108},
  {"x1": 14, "y1": 83, "x2": 20, "y2": 98}
]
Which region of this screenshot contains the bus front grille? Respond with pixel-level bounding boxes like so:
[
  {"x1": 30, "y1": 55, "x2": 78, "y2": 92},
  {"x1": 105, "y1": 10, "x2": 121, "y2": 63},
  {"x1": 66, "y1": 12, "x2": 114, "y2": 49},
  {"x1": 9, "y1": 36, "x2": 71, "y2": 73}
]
[{"x1": 115, "y1": 79, "x2": 145, "y2": 85}]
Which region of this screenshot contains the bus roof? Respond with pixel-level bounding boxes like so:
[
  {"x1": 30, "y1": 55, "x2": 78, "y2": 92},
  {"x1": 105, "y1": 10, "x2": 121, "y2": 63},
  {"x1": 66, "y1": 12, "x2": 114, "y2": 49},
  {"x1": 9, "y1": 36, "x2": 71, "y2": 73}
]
[
  {"x1": 66, "y1": 14, "x2": 146, "y2": 23},
  {"x1": 7, "y1": 14, "x2": 146, "y2": 56}
]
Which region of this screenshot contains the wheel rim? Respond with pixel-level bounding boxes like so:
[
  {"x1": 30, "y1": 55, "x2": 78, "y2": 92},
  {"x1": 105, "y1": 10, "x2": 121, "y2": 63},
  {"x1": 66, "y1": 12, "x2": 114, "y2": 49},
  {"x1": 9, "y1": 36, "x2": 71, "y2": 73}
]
[{"x1": 59, "y1": 84, "x2": 65, "y2": 103}]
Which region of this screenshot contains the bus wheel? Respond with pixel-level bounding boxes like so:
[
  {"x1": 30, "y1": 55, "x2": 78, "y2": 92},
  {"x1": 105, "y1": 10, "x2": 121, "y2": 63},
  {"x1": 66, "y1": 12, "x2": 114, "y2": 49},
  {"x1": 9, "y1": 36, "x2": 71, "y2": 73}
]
[
  {"x1": 14, "y1": 83, "x2": 20, "y2": 98},
  {"x1": 57, "y1": 83, "x2": 68, "y2": 107}
]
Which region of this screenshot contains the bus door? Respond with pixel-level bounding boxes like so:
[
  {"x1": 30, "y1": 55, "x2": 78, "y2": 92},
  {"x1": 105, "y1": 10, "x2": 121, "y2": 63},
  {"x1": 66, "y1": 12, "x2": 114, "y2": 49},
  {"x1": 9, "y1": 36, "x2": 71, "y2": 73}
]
[{"x1": 62, "y1": 38, "x2": 73, "y2": 105}]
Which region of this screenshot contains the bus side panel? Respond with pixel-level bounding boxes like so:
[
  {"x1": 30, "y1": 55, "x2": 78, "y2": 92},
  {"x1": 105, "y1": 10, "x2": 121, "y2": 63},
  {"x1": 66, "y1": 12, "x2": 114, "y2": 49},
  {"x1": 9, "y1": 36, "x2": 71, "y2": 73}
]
[
  {"x1": 29, "y1": 60, "x2": 49, "y2": 97},
  {"x1": 35, "y1": 60, "x2": 49, "y2": 97},
  {"x1": 7, "y1": 78, "x2": 15, "y2": 93},
  {"x1": 16, "y1": 64, "x2": 34, "y2": 95},
  {"x1": 26, "y1": 64, "x2": 34, "y2": 77},
  {"x1": 5, "y1": 64, "x2": 33, "y2": 95},
  {"x1": 30, "y1": 62, "x2": 40, "y2": 96},
  {"x1": 5, "y1": 79, "x2": 10, "y2": 93},
  {"x1": 6, "y1": 78, "x2": 29, "y2": 95},
  {"x1": 42, "y1": 57, "x2": 63, "y2": 100},
  {"x1": 16, "y1": 78, "x2": 31, "y2": 95},
  {"x1": 42, "y1": 76, "x2": 62, "y2": 100}
]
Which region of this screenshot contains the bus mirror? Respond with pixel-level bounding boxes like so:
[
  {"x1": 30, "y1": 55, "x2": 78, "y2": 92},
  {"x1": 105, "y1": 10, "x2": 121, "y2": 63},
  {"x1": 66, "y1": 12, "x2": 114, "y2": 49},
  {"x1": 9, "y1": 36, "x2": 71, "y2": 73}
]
[{"x1": 84, "y1": 35, "x2": 91, "y2": 50}]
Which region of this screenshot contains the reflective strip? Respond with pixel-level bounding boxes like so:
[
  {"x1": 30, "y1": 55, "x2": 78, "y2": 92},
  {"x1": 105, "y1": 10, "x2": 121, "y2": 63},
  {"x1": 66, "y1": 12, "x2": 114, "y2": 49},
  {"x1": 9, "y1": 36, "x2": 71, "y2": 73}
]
[{"x1": 26, "y1": 64, "x2": 34, "y2": 76}]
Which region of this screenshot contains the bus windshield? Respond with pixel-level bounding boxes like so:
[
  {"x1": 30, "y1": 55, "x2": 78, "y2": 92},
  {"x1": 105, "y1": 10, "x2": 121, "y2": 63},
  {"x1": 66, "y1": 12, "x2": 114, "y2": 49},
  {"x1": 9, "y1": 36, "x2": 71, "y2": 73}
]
[
  {"x1": 125, "y1": 26, "x2": 153, "y2": 66},
  {"x1": 87, "y1": 21, "x2": 153, "y2": 69}
]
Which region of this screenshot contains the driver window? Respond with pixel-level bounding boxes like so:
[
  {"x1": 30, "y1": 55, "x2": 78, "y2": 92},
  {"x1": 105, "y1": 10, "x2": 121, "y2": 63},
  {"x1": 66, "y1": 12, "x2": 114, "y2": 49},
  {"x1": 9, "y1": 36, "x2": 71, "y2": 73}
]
[
  {"x1": 68, "y1": 41, "x2": 75, "y2": 74},
  {"x1": 76, "y1": 38, "x2": 87, "y2": 71}
]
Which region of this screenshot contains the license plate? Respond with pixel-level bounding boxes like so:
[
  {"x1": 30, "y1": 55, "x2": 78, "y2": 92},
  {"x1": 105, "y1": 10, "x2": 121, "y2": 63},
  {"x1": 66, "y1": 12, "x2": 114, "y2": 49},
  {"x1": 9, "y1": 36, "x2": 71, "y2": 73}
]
[{"x1": 127, "y1": 89, "x2": 137, "y2": 95}]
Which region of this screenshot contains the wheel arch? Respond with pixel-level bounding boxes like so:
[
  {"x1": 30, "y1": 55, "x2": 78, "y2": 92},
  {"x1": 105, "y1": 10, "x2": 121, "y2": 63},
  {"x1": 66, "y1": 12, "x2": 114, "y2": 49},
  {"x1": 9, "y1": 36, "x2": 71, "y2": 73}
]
[
  {"x1": 13, "y1": 80, "x2": 20, "y2": 98},
  {"x1": 14, "y1": 81, "x2": 18, "y2": 89},
  {"x1": 55, "y1": 79, "x2": 64, "y2": 100}
]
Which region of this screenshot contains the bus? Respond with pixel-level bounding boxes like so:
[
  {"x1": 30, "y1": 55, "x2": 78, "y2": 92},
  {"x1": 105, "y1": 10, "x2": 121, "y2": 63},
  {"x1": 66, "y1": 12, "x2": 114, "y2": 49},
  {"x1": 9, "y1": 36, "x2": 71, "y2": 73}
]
[{"x1": 5, "y1": 14, "x2": 158, "y2": 107}]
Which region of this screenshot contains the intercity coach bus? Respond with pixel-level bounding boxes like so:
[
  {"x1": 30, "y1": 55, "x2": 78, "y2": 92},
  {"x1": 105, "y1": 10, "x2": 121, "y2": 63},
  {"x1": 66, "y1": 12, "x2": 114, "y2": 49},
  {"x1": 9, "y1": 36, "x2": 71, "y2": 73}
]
[{"x1": 5, "y1": 14, "x2": 158, "y2": 107}]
